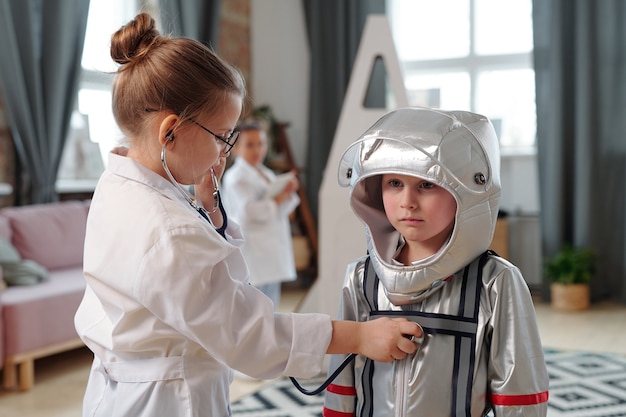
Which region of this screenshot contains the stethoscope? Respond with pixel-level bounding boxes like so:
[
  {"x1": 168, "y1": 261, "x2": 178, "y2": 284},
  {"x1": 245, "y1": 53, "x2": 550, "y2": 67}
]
[
  {"x1": 160, "y1": 135, "x2": 223, "y2": 227},
  {"x1": 162, "y1": 134, "x2": 411, "y2": 396},
  {"x1": 289, "y1": 332, "x2": 422, "y2": 395}
]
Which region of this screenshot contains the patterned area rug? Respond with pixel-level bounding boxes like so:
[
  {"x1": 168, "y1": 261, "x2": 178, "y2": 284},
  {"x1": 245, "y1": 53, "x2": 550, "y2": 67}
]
[
  {"x1": 231, "y1": 349, "x2": 626, "y2": 417},
  {"x1": 545, "y1": 349, "x2": 626, "y2": 416}
]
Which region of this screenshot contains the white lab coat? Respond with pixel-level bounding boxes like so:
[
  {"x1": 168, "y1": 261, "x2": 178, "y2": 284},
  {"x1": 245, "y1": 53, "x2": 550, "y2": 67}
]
[
  {"x1": 221, "y1": 158, "x2": 299, "y2": 286},
  {"x1": 74, "y1": 151, "x2": 331, "y2": 417}
]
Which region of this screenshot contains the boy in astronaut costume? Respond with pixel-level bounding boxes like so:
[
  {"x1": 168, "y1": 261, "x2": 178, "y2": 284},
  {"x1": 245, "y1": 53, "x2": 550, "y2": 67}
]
[{"x1": 323, "y1": 107, "x2": 549, "y2": 417}]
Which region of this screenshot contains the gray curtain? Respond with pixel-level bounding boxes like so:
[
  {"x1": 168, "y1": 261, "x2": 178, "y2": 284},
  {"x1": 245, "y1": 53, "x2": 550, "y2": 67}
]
[
  {"x1": 0, "y1": 0, "x2": 90, "y2": 204},
  {"x1": 302, "y1": 0, "x2": 385, "y2": 219},
  {"x1": 533, "y1": 0, "x2": 626, "y2": 303},
  {"x1": 159, "y1": 0, "x2": 220, "y2": 46}
]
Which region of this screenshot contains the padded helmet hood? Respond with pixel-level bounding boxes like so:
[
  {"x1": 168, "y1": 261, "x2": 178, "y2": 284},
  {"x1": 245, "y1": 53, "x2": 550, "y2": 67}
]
[{"x1": 338, "y1": 107, "x2": 501, "y2": 305}]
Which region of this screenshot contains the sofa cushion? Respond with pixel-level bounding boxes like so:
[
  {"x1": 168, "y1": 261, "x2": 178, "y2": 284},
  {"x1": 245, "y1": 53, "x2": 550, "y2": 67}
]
[
  {"x1": 1, "y1": 268, "x2": 85, "y2": 355},
  {"x1": 0, "y1": 201, "x2": 88, "y2": 270}
]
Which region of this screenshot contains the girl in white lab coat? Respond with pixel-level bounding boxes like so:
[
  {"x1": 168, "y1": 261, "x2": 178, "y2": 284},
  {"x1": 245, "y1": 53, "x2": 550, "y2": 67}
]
[
  {"x1": 222, "y1": 121, "x2": 299, "y2": 308},
  {"x1": 74, "y1": 12, "x2": 422, "y2": 417}
]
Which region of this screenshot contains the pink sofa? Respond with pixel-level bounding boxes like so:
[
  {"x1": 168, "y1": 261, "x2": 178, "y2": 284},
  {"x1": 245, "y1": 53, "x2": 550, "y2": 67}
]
[{"x1": 0, "y1": 200, "x2": 89, "y2": 391}]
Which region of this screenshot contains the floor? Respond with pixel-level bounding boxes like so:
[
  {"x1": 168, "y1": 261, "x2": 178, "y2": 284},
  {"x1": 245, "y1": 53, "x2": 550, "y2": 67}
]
[{"x1": 1, "y1": 288, "x2": 625, "y2": 417}]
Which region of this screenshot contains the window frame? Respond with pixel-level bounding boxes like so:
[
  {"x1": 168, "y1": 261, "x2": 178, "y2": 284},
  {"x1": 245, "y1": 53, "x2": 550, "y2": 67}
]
[{"x1": 388, "y1": 0, "x2": 536, "y2": 154}]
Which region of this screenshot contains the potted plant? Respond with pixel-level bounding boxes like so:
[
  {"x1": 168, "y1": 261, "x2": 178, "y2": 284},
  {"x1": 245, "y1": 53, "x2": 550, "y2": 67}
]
[{"x1": 545, "y1": 244, "x2": 595, "y2": 311}]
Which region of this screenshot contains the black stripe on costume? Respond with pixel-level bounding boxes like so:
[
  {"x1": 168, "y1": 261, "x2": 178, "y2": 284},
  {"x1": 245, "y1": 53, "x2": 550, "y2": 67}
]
[
  {"x1": 369, "y1": 310, "x2": 478, "y2": 337},
  {"x1": 452, "y1": 255, "x2": 480, "y2": 416},
  {"x1": 363, "y1": 257, "x2": 378, "y2": 312},
  {"x1": 360, "y1": 358, "x2": 375, "y2": 417},
  {"x1": 362, "y1": 251, "x2": 489, "y2": 417}
]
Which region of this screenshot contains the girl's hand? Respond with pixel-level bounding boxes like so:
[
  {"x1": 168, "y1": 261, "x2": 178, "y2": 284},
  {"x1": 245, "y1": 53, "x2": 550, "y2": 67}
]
[
  {"x1": 357, "y1": 318, "x2": 423, "y2": 362},
  {"x1": 328, "y1": 318, "x2": 423, "y2": 362},
  {"x1": 194, "y1": 156, "x2": 227, "y2": 210},
  {"x1": 212, "y1": 156, "x2": 228, "y2": 181},
  {"x1": 194, "y1": 172, "x2": 217, "y2": 210},
  {"x1": 194, "y1": 171, "x2": 225, "y2": 228}
]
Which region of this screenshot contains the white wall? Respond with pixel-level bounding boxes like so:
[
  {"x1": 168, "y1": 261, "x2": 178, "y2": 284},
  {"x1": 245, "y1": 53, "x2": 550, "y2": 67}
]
[
  {"x1": 500, "y1": 153, "x2": 540, "y2": 215},
  {"x1": 250, "y1": 0, "x2": 310, "y2": 170}
]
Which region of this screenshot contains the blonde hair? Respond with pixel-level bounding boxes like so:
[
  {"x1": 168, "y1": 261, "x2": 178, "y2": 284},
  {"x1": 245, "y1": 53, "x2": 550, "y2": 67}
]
[{"x1": 110, "y1": 12, "x2": 246, "y2": 137}]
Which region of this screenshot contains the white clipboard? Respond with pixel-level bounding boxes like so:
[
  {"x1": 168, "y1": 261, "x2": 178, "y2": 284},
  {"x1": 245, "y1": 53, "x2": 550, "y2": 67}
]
[{"x1": 264, "y1": 172, "x2": 295, "y2": 199}]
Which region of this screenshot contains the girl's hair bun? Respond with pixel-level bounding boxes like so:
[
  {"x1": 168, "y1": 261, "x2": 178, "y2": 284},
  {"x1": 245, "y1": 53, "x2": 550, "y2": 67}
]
[{"x1": 110, "y1": 12, "x2": 162, "y2": 66}]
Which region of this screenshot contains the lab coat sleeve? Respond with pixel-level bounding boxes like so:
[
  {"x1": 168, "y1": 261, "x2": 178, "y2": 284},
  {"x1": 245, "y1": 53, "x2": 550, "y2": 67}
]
[
  {"x1": 486, "y1": 260, "x2": 549, "y2": 417},
  {"x1": 135, "y1": 225, "x2": 332, "y2": 379}
]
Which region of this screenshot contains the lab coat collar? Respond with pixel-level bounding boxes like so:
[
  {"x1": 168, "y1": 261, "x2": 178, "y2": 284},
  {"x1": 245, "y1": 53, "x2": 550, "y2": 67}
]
[{"x1": 107, "y1": 150, "x2": 191, "y2": 211}]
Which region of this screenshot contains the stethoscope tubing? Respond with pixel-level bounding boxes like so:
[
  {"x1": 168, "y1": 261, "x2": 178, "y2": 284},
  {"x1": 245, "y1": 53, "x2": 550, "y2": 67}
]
[
  {"x1": 161, "y1": 142, "x2": 220, "y2": 215},
  {"x1": 289, "y1": 353, "x2": 357, "y2": 396}
]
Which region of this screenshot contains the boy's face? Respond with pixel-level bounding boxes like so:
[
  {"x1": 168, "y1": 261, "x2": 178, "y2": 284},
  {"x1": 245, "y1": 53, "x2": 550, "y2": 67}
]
[
  {"x1": 381, "y1": 173, "x2": 456, "y2": 259},
  {"x1": 232, "y1": 128, "x2": 268, "y2": 166}
]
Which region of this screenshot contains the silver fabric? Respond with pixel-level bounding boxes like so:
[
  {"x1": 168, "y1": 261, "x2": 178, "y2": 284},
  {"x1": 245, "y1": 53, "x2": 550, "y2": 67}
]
[
  {"x1": 338, "y1": 107, "x2": 501, "y2": 305},
  {"x1": 325, "y1": 107, "x2": 548, "y2": 416},
  {"x1": 325, "y1": 256, "x2": 548, "y2": 417}
]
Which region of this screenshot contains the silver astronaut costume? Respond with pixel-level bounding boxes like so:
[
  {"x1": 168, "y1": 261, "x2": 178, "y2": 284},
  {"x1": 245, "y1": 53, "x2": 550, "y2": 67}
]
[{"x1": 323, "y1": 108, "x2": 548, "y2": 417}]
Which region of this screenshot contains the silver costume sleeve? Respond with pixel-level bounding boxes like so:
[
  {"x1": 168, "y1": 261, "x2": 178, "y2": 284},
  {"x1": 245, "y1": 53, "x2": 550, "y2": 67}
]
[{"x1": 485, "y1": 259, "x2": 549, "y2": 416}]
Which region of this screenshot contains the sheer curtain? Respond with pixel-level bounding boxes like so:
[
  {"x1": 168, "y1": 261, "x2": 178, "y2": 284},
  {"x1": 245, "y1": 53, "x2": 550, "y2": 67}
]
[
  {"x1": 0, "y1": 0, "x2": 90, "y2": 204},
  {"x1": 302, "y1": 0, "x2": 385, "y2": 219},
  {"x1": 533, "y1": 0, "x2": 626, "y2": 303}
]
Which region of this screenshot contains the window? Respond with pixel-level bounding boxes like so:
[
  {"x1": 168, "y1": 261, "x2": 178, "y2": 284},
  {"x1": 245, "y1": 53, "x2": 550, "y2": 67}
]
[
  {"x1": 76, "y1": 0, "x2": 141, "y2": 170},
  {"x1": 62, "y1": 0, "x2": 159, "y2": 183},
  {"x1": 387, "y1": 0, "x2": 535, "y2": 152},
  {"x1": 59, "y1": 1, "x2": 142, "y2": 187}
]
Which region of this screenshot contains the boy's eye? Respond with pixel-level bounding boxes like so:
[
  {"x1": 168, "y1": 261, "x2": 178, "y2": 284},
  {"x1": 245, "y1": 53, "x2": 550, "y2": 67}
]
[
  {"x1": 388, "y1": 179, "x2": 402, "y2": 187},
  {"x1": 420, "y1": 182, "x2": 435, "y2": 189}
]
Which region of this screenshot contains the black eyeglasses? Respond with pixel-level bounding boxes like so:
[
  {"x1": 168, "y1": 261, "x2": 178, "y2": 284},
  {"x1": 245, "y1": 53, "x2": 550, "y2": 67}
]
[{"x1": 190, "y1": 119, "x2": 240, "y2": 153}]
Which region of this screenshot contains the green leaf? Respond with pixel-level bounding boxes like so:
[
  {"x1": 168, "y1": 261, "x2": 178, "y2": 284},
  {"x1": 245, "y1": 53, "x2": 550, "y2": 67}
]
[{"x1": 544, "y1": 244, "x2": 595, "y2": 284}]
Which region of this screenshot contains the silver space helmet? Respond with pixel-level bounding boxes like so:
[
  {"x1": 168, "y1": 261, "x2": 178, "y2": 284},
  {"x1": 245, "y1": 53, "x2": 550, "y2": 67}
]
[{"x1": 338, "y1": 107, "x2": 501, "y2": 305}]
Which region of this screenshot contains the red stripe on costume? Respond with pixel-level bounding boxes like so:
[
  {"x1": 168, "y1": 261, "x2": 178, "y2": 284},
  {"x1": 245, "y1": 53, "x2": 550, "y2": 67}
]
[
  {"x1": 323, "y1": 407, "x2": 355, "y2": 417},
  {"x1": 491, "y1": 391, "x2": 549, "y2": 406},
  {"x1": 327, "y1": 384, "x2": 357, "y2": 396}
]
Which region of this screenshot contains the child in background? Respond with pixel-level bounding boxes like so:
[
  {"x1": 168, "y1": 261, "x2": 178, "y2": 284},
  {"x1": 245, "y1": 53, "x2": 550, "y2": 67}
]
[
  {"x1": 73, "y1": 13, "x2": 422, "y2": 417},
  {"x1": 222, "y1": 121, "x2": 299, "y2": 308},
  {"x1": 324, "y1": 107, "x2": 548, "y2": 417}
]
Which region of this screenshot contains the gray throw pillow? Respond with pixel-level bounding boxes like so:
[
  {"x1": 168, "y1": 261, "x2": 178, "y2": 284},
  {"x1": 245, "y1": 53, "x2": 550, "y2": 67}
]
[{"x1": 0, "y1": 237, "x2": 48, "y2": 285}]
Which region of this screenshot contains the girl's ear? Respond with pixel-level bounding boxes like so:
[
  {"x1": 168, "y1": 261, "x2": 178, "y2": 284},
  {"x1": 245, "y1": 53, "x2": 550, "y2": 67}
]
[{"x1": 158, "y1": 114, "x2": 179, "y2": 145}]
